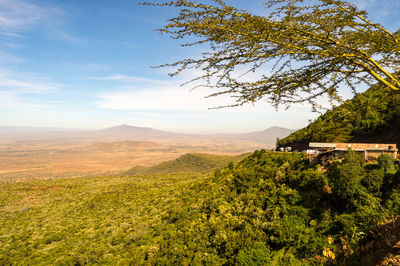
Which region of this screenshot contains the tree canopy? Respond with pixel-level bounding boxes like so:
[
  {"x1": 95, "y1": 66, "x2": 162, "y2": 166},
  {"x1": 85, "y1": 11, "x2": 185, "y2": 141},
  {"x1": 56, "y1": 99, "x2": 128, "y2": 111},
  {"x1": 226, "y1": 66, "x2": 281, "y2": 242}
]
[{"x1": 145, "y1": 0, "x2": 400, "y2": 109}]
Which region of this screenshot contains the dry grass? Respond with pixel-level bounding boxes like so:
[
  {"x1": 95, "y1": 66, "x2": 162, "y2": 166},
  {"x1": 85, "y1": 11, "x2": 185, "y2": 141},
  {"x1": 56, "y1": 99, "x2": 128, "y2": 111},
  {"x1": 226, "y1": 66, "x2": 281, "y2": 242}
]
[{"x1": 0, "y1": 139, "x2": 269, "y2": 181}]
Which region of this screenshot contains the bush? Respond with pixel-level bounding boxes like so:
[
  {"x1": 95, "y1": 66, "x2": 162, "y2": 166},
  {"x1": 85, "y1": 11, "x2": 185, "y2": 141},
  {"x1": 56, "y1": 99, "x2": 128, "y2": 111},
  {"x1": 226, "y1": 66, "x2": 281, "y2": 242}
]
[
  {"x1": 378, "y1": 154, "x2": 397, "y2": 174},
  {"x1": 362, "y1": 169, "x2": 385, "y2": 196}
]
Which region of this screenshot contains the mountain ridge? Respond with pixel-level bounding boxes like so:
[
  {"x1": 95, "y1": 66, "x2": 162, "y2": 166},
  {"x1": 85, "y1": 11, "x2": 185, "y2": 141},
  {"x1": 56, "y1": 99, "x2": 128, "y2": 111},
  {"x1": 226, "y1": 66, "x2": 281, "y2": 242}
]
[{"x1": 0, "y1": 124, "x2": 294, "y2": 145}]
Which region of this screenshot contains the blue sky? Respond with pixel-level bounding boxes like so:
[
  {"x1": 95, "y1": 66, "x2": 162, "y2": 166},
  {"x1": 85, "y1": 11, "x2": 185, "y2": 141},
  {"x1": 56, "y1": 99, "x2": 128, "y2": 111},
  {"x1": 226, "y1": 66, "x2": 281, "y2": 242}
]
[{"x1": 0, "y1": 0, "x2": 399, "y2": 133}]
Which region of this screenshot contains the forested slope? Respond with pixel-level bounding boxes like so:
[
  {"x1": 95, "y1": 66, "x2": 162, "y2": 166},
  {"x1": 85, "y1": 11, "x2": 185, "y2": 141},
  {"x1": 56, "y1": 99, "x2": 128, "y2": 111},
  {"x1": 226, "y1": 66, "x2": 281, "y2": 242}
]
[
  {"x1": 2, "y1": 150, "x2": 400, "y2": 264},
  {"x1": 123, "y1": 153, "x2": 248, "y2": 175},
  {"x1": 278, "y1": 83, "x2": 400, "y2": 147},
  {"x1": 148, "y1": 150, "x2": 400, "y2": 264}
]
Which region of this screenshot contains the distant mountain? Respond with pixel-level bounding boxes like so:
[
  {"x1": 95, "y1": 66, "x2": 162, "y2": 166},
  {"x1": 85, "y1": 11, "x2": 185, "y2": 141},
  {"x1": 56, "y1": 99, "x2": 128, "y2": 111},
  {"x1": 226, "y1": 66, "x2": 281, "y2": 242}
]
[
  {"x1": 278, "y1": 81, "x2": 400, "y2": 147},
  {"x1": 94, "y1": 124, "x2": 187, "y2": 140},
  {"x1": 96, "y1": 125, "x2": 294, "y2": 144},
  {"x1": 233, "y1": 127, "x2": 294, "y2": 144},
  {"x1": 0, "y1": 124, "x2": 293, "y2": 145}
]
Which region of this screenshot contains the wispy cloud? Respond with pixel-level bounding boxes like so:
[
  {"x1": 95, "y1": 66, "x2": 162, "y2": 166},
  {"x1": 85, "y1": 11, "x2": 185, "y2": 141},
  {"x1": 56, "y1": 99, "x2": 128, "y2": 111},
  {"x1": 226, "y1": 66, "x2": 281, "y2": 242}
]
[
  {"x1": 94, "y1": 84, "x2": 317, "y2": 133},
  {"x1": 0, "y1": 31, "x2": 22, "y2": 37},
  {"x1": 0, "y1": 70, "x2": 59, "y2": 95},
  {"x1": 0, "y1": 0, "x2": 42, "y2": 29},
  {"x1": 0, "y1": 69, "x2": 59, "y2": 111},
  {"x1": 48, "y1": 27, "x2": 87, "y2": 45},
  {"x1": 87, "y1": 74, "x2": 173, "y2": 85},
  {"x1": 0, "y1": 0, "x2": 59, "y2": 33},
  {"x1": 0, "y1": 0, "x2": 85, "y2": 45},
  {"x1": 95, "y1": 85, "x2": 281, "y2": 113},
  {"x1": 0, "y1": 90, "x2": 52, "y2": 109},
  {"x1": 93, "y1": 66, "x2": 279, "y2": 112},
  {"x1": 0, "y1": 51, "x2": 24, "y2": 63},
  {"x1": 96, "y1": 86, "x2": 219, "y2": 111}
]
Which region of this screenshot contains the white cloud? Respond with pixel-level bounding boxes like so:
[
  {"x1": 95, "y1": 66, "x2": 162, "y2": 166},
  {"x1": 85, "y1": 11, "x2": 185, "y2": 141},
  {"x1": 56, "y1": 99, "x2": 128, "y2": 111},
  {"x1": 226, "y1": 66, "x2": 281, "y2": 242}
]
[
  {"x1": 0, "y1": 90, "x2": 52, "y2": 109},
  {"x1": 87, "y1": 74, "x2": 173, "y2": 85},
  {"x1": 49, "y1": 28, "x2": 87, "y2": 45},
  {"x1": 96, "y1": 86, "x2": 224, "y2": 111},
  {"x1": 0, "y1": 0, "x2": 84, "y2": 44},
  {"x1": 95, "y1": 84, "x2": 307, "y2": 114},
  {"x1": 0, "y1": 31, "x2": 22, "y2": 37},
  {"x1": 92, "y1": 63, "x2": 318, "y2": 130},
  {"x1": 0, "y1": 0, "x2": 42, "y2": 29},
  {"x1": 0, "y1": 51, "x2": 24, "y2": 63},
  {"x1": 0, "y1": 70, "x2": 59, "y2": 112},
  {"x1": 0, "y1": 0, "x2": 59, "y2": 33},
  {"x1": 94, "y1": 84, "x2": 317, "y2": 133},
  {"x1": 0, "y1": 70, "x2": 59, "y2": 95},
  {"x1": 93, "y1": 66, "x2": 313, "y2": 113}
]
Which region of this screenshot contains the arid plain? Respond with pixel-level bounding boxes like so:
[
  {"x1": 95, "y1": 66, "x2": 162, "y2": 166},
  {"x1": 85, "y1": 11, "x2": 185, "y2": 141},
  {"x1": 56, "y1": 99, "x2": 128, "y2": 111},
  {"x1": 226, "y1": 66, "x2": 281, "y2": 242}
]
[{"x1": 0, "y1": 125, "x2": 292, "y2": 181}]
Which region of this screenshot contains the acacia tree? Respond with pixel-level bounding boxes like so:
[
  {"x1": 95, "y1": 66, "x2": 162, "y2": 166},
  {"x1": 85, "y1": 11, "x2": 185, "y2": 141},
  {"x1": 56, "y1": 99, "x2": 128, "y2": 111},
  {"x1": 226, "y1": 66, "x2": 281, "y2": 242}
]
[{"x1": 144, "y1": 0, "x2": 400, "y2": 109}]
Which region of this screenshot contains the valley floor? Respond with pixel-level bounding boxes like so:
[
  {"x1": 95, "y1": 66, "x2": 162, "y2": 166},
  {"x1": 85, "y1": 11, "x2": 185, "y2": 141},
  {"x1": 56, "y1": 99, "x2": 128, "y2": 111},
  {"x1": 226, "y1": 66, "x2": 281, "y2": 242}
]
[{"x1": 0, "y1": 139, "x2": 265, "y2": 182}]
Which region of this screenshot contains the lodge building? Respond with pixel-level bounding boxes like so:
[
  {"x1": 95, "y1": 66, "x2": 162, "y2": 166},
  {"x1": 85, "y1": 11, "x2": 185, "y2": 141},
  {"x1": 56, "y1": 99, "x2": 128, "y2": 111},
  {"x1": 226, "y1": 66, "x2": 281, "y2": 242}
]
[
  {"x1": 306, "y1": 142, "x2": 398, "y2": 160},
  {"x1": 278, "y1": 142, "x2": 398, "y2": 162}
]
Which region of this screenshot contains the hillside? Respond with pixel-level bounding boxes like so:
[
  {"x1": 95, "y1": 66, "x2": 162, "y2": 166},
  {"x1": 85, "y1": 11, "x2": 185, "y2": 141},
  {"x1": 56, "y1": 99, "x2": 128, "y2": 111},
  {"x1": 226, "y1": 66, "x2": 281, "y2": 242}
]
[
  {"x1": 123, "y1": 153, "x2": 247, "y2": 175},
  {"x1": 0, "y1": 172, "x2": 208, "y2": 265},
  {"x1": 2, "y1": 150, "x2": 400, "y2": 264},
  {"x1": 278, "y1": 83, "x2": 400, "y2": 147}
]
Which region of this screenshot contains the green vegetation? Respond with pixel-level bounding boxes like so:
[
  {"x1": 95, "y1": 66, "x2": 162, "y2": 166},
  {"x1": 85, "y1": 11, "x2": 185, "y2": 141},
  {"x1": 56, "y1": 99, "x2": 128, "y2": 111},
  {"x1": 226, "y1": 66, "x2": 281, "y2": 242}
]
[
  {"x1": 1, "y1": 150, "x2": 399, "y2": 264},
  {"x1": 278, "y1": 83, "x2": 400, "y2": 146},
  {"x1": 0, "y1": 172, "x2": 206, "y2": 264},
  {"x1": 147, "y1": 150, "x2": 400, "y2": 264},
  {"x1": 124, "y1": 153, "x2": 248, "y2": 175}
]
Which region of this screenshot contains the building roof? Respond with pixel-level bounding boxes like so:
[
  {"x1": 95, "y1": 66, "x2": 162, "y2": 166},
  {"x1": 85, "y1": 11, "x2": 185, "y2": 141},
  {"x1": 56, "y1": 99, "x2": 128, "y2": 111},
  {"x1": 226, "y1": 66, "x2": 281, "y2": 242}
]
[
  {"x1": 309, "y1": 142, "x2": 397, "y2": 151},
  {"x1": 335, "y1": 148, "x2": 398, "y2": 152},
  {"x1": 336, "y1": 143, "x2": 397, "y2": 150},
  {"x1": 309, "y1": 142, "x2": 337, "y2": 148}
]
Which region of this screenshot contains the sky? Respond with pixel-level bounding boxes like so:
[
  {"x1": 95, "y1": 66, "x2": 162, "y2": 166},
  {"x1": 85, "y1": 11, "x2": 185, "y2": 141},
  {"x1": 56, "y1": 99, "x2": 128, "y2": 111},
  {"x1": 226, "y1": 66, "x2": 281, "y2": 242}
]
[{"x1": 0, "y1": 0, "x2": 399, "y2": 133}]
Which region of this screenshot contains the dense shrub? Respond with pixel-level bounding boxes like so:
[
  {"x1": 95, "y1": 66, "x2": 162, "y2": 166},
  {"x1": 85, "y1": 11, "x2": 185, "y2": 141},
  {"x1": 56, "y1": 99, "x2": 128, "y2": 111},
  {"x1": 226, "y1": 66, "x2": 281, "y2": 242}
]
[
  {"x1": 150, "y1": 150, "x2": 400, "y2": 264},
  {"x1": 1, "y1": 149, "x2": 399, "y2": 264}
]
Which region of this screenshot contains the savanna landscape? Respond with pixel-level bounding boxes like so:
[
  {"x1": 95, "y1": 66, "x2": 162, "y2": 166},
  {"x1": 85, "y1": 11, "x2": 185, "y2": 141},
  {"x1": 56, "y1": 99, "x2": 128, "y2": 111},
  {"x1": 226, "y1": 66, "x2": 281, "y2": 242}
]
[
  {"x1": 2, "y1": 0, "x2": 400, "y2": 265},
  {"x1": 0, "y1": 125, "x2": 286, "y2": 181}
]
